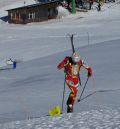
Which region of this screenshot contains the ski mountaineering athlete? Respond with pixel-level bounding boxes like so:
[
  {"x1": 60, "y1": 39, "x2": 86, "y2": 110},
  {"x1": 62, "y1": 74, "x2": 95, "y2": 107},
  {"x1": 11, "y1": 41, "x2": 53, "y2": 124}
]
[{"x1": 57, "y1": 52, "x2": 92, "y2": 113}]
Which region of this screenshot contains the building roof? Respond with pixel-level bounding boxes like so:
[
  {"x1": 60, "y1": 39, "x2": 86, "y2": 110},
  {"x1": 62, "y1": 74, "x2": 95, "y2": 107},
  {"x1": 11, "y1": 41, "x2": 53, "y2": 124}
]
[{"x1": 6, "y1": 0, "x2": 60, "y2": 11}]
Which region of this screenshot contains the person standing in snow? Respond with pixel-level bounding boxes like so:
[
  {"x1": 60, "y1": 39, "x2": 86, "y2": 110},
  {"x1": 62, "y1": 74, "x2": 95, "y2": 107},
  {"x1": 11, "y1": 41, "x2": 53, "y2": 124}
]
[
  {"x1": 89, "y1": 0, "x2": 93, "y2": 10},
  {"x1": 97, "y1": 1, "x2": 101, "y2": 11},
  {"x1": 57, "y1": 52, "x2": 92, "y2": 113}
]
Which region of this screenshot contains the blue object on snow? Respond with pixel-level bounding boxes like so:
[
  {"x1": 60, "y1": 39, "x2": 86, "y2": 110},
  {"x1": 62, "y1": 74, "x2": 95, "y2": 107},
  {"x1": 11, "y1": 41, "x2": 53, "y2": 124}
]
[{"x1": 13, "y1": 61, "x2": 17, "y2": 69}]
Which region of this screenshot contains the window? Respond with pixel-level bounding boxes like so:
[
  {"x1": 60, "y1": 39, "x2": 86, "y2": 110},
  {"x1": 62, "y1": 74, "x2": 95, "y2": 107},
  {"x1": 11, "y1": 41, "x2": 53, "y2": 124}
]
[
  {"x1": 28, "y1": 12, "x2": 35, "y2": 19},
  {"x1": 10, "y1": 13, "x2": 13, "y2": 19},
  {"x1": 11, "y1": 13, "x2": 15, "y2": 19}
]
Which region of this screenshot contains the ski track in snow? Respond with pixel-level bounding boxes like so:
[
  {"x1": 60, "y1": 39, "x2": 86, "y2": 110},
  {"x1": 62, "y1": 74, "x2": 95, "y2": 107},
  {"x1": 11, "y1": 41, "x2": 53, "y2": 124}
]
[{"x1": 0, "y1": 108, "x2": 120, "y2": 129}]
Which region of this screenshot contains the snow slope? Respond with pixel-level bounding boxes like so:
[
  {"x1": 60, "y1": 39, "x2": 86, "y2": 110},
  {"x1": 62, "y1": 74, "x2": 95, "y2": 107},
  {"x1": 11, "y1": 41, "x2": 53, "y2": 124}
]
[
  {"x1": 0, "y1": 0, "x2": 120, "y2": 128},
  {"x1": 1, "y1": 108, "x2": 120, "y2": 129},
  {"x1": 0, "y1": 39, "x2": 120, "y2": 128}
]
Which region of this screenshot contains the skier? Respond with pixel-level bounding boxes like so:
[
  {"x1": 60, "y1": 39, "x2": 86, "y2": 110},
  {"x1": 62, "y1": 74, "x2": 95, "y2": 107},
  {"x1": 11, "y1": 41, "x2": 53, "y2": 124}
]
[
  {"x1": 97, "y1": 2, "x2": 101, "y2": 11},
  {"x1": 57, "y1": 52, "x2": 92, "y2": 113}
]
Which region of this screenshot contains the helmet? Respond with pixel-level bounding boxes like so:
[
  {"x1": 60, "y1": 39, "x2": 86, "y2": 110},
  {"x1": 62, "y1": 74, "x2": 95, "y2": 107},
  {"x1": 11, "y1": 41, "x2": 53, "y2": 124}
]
[{"x1": 72, "y1": 52, "x2": 80, "y2": 63}]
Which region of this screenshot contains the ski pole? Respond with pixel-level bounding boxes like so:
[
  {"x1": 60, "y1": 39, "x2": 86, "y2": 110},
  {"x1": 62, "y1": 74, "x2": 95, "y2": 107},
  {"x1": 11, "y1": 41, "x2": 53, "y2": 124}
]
[
  {"x1": 78, "y1": 77, "x2": 89, "y2": 102},
  {"x1": 61, "y1": 74, "x2": 66, "y2": 113}
]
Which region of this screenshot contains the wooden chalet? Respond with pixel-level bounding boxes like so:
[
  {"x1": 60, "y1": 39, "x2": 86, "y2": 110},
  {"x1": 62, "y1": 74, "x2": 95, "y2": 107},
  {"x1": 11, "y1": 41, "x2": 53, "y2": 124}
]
[{"x1": 6, "y1": 0, "x2": 60, "y2": 24}]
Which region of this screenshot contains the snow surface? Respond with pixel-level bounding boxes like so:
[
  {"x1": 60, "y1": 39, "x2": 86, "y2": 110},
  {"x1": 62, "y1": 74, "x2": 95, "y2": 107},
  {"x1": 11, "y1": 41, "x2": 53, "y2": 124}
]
[{"x1": 0, "y1": 0, "x2": 120, "y2": 128}]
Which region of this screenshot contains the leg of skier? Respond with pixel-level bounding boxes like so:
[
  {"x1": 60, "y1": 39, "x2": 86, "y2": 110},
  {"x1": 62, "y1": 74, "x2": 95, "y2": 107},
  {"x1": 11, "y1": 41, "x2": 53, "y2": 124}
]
[
  {"x1": 67, "y1": 86, "x2": 78, "y2": 113},
  {"x1": 66, "y1": 75, "x2": 79, "y2": 113}
]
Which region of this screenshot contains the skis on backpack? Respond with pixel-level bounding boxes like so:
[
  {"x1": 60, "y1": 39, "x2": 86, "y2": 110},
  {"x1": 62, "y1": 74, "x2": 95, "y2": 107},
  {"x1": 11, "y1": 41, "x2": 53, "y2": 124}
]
[{"x1": 68, "y1": 34, "x2": 75, "y2": 54}]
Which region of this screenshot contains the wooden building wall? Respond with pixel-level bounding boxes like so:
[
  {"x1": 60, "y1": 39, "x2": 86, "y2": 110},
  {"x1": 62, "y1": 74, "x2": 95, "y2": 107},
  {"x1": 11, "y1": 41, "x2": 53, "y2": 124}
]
[{"x1": 7, "y1": 1, "x2": 59, "y2": 24}]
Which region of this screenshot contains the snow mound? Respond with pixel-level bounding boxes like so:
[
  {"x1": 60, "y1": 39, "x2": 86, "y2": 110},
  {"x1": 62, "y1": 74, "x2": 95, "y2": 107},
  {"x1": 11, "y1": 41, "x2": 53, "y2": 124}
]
[
  {"x1": 0, "y1": 19, "x2": 5, "y2": 24},
  {"x1": 57, "y1": 6, "x2": 70, "y2": 19},
  {"x1": 0, "y1": 108, "x2": 120, "y2": 129}
]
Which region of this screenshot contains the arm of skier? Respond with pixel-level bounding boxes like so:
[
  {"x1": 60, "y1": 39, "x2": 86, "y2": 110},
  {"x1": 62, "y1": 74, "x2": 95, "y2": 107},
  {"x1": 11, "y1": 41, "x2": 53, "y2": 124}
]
[
  {"x1": 57, "y1": 56, "x2": 69, "y2": 70},
  {"x1": 82, "y1": 61, "x2": 92, "y2": 77}
]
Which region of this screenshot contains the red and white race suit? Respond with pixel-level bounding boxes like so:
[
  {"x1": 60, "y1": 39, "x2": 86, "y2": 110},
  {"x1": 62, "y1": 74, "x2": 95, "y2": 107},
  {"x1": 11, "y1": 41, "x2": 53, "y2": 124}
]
[{"x1": 57, "y1": 56, "x2": 92, "y2": 106}]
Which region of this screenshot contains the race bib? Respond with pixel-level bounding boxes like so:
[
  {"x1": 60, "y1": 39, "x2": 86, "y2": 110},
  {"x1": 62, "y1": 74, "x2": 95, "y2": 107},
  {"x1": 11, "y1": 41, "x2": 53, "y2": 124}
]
[{"x1": 72, "y1": 65, "x2": 79, "y2": 75}]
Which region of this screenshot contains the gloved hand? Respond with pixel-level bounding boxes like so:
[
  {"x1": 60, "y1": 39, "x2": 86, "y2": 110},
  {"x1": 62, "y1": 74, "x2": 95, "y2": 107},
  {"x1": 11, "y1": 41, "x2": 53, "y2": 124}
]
[{"x1": 87, "y1": 67, "x2": 92, "y2": 77}]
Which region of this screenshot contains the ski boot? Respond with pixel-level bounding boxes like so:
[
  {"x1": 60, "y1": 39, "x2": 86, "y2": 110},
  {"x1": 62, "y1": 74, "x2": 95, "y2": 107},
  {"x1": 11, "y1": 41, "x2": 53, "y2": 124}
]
[
  {"x1": 67, "y1": 104, "x2": 73, "y2": 113},
  {"x1": 67, "y1": 97, "x2": 73, "y2": 113}
]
